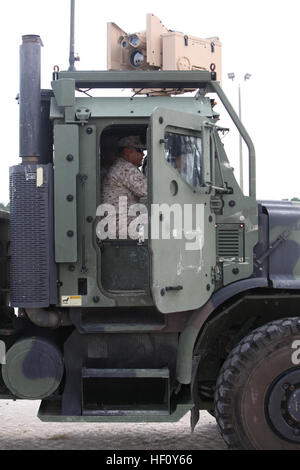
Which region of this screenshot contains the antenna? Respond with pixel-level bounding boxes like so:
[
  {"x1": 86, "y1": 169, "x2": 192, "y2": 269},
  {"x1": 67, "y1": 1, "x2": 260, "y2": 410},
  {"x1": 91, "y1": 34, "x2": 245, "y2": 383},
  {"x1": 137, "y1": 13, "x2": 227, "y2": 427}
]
[{"x1": 68, "y1": 0, "x2": 79, "y2": 71}]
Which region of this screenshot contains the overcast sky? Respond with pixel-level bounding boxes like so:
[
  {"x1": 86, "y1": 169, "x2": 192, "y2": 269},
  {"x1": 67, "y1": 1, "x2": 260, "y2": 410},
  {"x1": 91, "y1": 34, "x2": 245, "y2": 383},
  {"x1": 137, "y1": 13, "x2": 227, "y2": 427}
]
[{"x1": 0, "y1": 0, "x2": 299, "y2": 203}]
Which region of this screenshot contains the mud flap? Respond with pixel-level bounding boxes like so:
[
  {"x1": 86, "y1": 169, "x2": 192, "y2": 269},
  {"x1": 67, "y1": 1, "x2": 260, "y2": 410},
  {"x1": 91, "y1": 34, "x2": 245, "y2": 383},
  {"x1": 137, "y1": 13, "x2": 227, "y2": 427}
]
[
  {"x1": 190, "y1": 406, "x2": 200, "y2": 433},
  {"x1": 190, "y1": 354, "x2": 201, "y2": 432}
]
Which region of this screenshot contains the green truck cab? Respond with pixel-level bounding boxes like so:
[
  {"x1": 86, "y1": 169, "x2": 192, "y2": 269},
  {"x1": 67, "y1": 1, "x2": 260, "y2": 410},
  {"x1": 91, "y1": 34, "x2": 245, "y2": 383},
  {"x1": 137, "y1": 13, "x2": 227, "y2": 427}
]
[{"x1": 1, "y1": 16, "x2": 300, "y2": 450}]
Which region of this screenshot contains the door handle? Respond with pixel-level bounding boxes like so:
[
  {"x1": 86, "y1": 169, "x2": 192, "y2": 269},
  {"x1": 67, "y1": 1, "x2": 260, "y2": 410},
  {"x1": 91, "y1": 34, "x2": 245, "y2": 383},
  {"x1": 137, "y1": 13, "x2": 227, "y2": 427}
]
[{"x1": 160, "y1": 286, "x2": 183, "y2": 296}]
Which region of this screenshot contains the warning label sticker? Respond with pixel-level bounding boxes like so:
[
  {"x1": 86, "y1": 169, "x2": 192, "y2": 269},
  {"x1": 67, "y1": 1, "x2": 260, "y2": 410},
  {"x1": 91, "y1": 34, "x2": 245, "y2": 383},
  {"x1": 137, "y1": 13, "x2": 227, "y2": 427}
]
[
  {"x1": 61, "y1": 296, "x2": 82, "y2": 306},
  {"x1": 25, "y1": 171, "x2": 36, "y2": 181}
]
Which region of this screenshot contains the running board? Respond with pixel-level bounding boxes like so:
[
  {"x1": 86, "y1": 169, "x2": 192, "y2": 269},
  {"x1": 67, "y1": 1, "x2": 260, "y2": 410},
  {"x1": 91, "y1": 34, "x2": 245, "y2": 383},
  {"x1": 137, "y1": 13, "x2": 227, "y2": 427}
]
[{"x1": 38, "y1": 400, "x2": 193, "y2": 422}]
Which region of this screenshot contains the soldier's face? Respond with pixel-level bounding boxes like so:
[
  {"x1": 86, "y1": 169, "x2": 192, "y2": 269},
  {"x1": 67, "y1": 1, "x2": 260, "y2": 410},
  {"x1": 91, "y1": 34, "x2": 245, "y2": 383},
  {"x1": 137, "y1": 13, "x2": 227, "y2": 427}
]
[{"x1": 123, "y1": 147, "x2": 145, "y2": 167}]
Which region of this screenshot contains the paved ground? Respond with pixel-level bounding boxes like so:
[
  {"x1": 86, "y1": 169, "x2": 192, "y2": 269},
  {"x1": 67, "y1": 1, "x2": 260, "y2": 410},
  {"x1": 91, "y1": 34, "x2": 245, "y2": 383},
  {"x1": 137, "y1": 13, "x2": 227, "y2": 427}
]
[{"x1": 0, "y1": 400, "x2": 226, "y2": 450}]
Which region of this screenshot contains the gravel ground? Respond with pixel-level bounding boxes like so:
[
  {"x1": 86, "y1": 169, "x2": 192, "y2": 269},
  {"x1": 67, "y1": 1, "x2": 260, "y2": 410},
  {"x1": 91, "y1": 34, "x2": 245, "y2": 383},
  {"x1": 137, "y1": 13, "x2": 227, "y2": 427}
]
[{"x1": 0, "y1": 400, "x2": 227, "y2": 450}]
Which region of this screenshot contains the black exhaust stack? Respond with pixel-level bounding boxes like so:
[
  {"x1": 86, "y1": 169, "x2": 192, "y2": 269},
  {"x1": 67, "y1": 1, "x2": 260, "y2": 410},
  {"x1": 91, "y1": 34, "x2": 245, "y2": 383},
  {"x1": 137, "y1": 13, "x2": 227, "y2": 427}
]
[
  {"x1": 10, "y1": 34, "x2": 57, "y2": 308},
  {"x1": 19, "y1": 35, "x2": 42, "y2": 162}
]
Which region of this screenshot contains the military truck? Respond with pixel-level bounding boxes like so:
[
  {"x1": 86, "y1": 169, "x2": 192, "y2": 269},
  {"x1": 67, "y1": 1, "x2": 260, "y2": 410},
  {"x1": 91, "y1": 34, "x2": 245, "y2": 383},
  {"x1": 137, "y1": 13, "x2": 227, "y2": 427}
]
[{"x1": 1, "y1": 5, "x2": 300, "y2": 450}]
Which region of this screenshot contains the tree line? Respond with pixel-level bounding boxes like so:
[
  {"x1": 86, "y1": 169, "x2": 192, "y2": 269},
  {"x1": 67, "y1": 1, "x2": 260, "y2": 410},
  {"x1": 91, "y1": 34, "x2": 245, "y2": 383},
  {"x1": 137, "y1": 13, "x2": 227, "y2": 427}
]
[{"x1": 0, "y1": 203, "x2": 10, "y2": 212}]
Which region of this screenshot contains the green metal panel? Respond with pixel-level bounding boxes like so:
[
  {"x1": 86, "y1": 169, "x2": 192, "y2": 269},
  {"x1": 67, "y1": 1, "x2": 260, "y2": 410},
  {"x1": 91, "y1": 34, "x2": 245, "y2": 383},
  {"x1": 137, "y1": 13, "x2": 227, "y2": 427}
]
[
  {"x1": 56, "y1": 70, "x2": 214, "y2": 89},
  {"x1": 54, "y1": 124, "x2": 79, "y2": 262},
  {"x1": 50, "y1": 96, "x2": 213, "y2": 120},
  {"x1": 57, "y1": 123, "x2": 115, "y2": 308},
  {"x1": 51, "y1": 79, "x2": 75, "y2": 107},
  {"x1": 51, "y1": 79, "x2": 76, "y2": 122},
  {"x1": 150, "y1": 107, "x2": 216, "y2": 314}
]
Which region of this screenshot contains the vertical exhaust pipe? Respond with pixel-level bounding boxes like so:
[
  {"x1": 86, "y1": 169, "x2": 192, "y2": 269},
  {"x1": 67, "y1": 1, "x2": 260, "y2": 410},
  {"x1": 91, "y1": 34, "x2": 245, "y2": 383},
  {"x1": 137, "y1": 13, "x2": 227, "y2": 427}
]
[{"x1": 19, "y1": 35, "x2": 42, "y2": 162}]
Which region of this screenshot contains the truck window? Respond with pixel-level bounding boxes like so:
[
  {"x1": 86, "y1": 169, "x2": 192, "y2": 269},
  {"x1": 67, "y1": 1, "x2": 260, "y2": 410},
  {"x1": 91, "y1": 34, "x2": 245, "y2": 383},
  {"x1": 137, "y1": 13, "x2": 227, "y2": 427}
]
[{"x1": 164, "y1": 132, "x2": 203, "y2": 187}]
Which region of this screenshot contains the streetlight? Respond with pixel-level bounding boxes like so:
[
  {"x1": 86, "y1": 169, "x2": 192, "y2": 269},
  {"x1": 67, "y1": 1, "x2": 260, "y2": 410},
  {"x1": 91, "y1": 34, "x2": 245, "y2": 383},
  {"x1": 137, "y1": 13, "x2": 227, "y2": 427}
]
[{"x1": 227, "y1": 72, "x2": 252, "y2": 192}]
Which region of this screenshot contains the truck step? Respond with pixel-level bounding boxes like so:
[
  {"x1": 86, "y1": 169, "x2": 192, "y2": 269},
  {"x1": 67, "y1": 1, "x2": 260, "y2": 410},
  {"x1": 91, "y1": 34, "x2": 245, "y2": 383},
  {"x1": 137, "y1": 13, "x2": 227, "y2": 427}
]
[
  {"x1": 81, "y1": 367, "x2": 171, "y2": 416},
  {"x1": 38, "y1": 400, "x2": 193, "y2": 422},
  {"x1": 82, "y1": 406, "x2": 170, "y2": 417},
  {"x1": 70, "y1": 308, "x2": 167, "y2": 333},
  {"x1": 82, "y1": 367, "x2": 169, "y2": 378}
]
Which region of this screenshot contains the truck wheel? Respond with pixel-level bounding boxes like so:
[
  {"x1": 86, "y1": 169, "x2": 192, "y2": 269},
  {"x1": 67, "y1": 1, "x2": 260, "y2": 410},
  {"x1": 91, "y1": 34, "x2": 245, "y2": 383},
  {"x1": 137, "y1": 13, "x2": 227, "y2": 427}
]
[{"x1": 214, "y1": 317, "x2": 300, "y2": 449}]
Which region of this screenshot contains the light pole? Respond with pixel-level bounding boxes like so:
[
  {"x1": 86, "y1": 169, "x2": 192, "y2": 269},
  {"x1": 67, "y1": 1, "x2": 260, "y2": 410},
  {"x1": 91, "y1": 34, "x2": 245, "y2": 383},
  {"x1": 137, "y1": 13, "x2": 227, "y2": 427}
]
[{"x1": 227, "y1": 73, "x2": 252, "y2": 192}]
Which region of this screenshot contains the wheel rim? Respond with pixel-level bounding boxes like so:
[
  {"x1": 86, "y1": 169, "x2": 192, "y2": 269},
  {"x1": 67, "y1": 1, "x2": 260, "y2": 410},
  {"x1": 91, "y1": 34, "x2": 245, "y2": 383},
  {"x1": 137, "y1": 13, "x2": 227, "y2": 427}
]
[{"x1": 266, "y1": 368, "x2": 300, "y2": 443}]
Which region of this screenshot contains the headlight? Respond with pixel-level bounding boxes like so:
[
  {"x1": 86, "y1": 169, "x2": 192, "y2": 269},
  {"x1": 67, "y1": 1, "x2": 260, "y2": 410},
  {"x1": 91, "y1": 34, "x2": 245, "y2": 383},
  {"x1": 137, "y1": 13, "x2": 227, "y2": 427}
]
[
  {"x1": 130, "y1": 50, "x2": 144, "y2": 67},
  {"x1": 129, "y1": 34, "x2": 140, "y2": 47}
]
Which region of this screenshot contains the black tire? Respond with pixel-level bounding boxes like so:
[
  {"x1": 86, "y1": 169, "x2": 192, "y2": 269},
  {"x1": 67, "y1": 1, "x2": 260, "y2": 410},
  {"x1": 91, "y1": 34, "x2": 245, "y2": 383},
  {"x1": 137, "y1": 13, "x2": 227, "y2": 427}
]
[{"x1": 214, "y1": 317, "x2": 300, "y2": 449}]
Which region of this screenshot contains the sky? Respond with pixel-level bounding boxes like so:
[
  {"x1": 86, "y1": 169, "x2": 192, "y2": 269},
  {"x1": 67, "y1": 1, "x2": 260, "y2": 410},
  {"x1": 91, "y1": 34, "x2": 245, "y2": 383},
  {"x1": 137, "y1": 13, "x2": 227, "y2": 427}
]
[{"x1": 0, "y1": 0, "x2": 299, "y2": 204}]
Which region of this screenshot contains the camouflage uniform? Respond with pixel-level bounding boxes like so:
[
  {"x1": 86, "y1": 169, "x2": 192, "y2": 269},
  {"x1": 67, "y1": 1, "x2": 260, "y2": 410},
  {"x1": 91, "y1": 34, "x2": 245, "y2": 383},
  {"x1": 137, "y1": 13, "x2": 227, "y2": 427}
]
[{"x1": 100, "y1": 157, "x2": 147, "y2": 238}]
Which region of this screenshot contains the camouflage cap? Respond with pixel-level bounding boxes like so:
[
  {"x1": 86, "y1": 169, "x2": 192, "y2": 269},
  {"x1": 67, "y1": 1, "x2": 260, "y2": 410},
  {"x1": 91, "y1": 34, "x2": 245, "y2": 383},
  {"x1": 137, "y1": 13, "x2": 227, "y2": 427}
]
[{"x1": 118, "y1": 136, "x2": 146, "y2": 149}]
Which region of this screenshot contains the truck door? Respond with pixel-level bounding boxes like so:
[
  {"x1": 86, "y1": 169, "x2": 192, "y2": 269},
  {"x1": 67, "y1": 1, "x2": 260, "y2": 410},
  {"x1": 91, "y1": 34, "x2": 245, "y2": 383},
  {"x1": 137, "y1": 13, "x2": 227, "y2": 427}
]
[{"x1": 149, "y1": 107, "x2": 216, "y2": 313}]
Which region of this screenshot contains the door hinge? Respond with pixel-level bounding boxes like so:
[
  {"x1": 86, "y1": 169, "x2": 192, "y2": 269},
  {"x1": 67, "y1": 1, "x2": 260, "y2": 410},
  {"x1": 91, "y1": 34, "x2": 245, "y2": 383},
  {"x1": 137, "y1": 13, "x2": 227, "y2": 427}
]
[
  {"x1": 211, "y1": 265, "x2": 222, "y2": 284},
  {"x1": 75, "y1": 107, "x2": 91, "y2": 123},
  {"x1": 210, "y1": 196, "x2": 224, "y2": 214}
]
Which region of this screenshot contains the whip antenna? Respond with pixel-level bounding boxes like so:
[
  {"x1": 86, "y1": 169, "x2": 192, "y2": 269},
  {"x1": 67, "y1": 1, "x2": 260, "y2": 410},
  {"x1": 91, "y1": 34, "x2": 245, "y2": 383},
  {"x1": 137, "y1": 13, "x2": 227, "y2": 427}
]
[{"x1": 68, "y1": 0, "x2": 79, "y2": 71}]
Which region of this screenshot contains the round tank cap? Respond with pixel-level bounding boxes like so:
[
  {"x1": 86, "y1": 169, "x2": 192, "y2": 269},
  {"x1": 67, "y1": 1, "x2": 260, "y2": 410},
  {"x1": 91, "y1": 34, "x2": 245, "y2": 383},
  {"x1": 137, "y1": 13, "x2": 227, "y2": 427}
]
[{"x1": 2, "y1": 337, "x2": 64, "y2": 400}]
